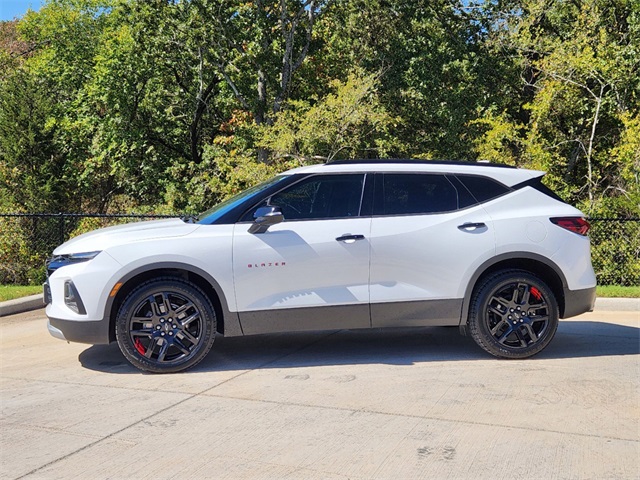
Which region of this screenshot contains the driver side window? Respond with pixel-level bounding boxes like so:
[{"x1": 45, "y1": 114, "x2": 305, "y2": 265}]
[{"x1": 267, "y1": 174, "x2": 365, "y2": 221}]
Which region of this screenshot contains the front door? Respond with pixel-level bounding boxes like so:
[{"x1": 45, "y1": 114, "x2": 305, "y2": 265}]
[{"x1": 232, "y1": 174, "x2": 372, "y2": 335}]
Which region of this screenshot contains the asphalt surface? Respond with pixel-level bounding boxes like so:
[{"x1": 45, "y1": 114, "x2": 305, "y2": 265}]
[{"x1": 1, "y1": 307, "x2": 638, "y2": 480}]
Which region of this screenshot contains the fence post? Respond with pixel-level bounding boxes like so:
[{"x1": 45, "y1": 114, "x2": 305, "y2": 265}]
[{"x1": 58, "y1": 212, "x2": 64, "y2": 246}]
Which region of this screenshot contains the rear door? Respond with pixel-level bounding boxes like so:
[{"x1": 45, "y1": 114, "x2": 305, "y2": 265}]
[
  {"x1": 369, "y1": 173, "x2": 496, "y2": 327},
  {"x1": 232, "y1": 173, "x2": 372, "y2": 334}
]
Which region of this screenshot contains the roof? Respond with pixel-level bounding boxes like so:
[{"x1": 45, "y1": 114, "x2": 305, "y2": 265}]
[{"x1": 282, "y1": 160, "x2": 545, "y2": 187}]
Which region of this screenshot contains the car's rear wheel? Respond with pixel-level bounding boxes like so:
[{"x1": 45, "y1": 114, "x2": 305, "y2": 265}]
[
  {"x1": 468, "y1": 270, "x2": 558, "y2": 359},
  {"x1": 115, "y1": 278, "x2": 216, "y2": 373}
]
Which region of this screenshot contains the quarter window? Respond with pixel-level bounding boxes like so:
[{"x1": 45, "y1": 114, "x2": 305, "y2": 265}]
[{"x1": 455, "y1": 175, "x2": 510, "y2": 203}]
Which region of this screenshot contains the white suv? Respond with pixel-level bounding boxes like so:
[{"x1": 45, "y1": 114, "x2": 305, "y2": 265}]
[{"x1": 45, "y1": 160, "x2": 597, "y2": 372}]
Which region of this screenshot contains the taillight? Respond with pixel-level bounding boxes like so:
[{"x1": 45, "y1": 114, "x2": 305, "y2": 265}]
[{"x1": 550, "y1": 217, "x2": 590, "y2": 236}]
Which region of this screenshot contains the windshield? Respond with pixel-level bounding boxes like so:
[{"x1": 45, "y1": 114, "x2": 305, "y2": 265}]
[{"x1": 196, "y1": 175, "x2": 290, "y2": 223}]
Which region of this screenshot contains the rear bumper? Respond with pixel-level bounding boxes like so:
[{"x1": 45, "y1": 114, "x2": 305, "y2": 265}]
[
  {"x1": 47, "y1": 316, "x2": 111, "y2": 345},
  {"x1": 562, "y1": 286, "x2": 597, "y2": 319}
]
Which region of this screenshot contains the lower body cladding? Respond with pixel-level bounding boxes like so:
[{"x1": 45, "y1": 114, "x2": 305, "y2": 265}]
[
  {"x1": 237, "y1": 299, "x2": 463, "y2": 335},
  {"x1": 45, "y1": 286, "x2": 596, "y2": 345},
  {"x1": 46, "y1": 298, "x2": 464, "y2": 345}
]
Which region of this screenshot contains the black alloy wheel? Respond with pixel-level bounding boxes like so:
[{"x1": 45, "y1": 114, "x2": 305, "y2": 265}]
[
  {"x1": 116, "y1": 278, "x2": 216, "y2": 373},
  {"x1": 468, "y1": 270, "x2": 559, "y2": 359}
]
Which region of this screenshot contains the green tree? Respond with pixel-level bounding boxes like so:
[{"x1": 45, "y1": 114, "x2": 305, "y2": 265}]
[
  {"x1": 0, "y1": 69, "x2": 70, "y2": 212},
  {"x1": 191, "y1": 0, "x2": 326, "y2": 127},
  {"x1": 315, "y1": 0, "x2": 519, "y2": 159},
  {"x1": 475, "y1": 0, "x2": 640, "y2": 215},
  {"x1": 259, "y1": 71, "x2": 399, "y2": 162},
  {"x1": 12, "y1": 0, "x2": 118, "y2": 212},
  {"x1": 11, "y1": 0, "x2": 224, "y2": 211}
]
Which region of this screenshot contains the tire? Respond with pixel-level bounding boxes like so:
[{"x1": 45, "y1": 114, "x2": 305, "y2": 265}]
[
  {"x1": 468, "y1": 270, "x2": 558, "y2": 359},
  {"x1": 115, "y1": 277, "x2": 217, "y2": 373}
]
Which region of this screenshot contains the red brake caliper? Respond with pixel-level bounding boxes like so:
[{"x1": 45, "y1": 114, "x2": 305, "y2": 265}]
[
  {"x1": 530, "y1": 286, "x2": 542, "y2": 301},
  {"x1": 134, "y1": 338, "x2": 146, "y2": 355}
]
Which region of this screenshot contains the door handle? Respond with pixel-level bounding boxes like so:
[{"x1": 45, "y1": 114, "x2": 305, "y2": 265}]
[
  {"x1": 457, "y1": 222, "x2": 486, "y2": 231},
  {"x1": 336, "y1": 234, "x2": 365, "y2": 243}
]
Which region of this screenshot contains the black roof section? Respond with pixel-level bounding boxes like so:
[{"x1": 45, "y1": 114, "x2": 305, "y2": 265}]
[{"x1": 325, "y1": 159, "x2": 517, "y2": 169}]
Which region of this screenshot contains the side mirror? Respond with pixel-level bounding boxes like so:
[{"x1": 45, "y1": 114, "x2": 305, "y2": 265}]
[{"x1": 248, "y1": 205, "x2": 284, "y2": 234}]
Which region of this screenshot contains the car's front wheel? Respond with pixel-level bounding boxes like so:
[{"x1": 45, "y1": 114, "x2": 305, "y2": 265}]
[
  {"x1": 468, "y1": 270, "x2": 559, "y2": 359},
  {"x1": 115, "y1": 278, "x2": 216, "y2": 373}
]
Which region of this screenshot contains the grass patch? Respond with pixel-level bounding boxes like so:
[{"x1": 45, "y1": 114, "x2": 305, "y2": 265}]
[
  {"x1": 0, "y1": 285, "x2": 42, "y2": 302},
  {"x1": 596, "y1": 285, "x2": 640, "y2": 298}
]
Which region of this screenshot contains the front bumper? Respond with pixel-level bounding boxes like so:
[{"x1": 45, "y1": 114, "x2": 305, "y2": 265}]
[
  {"x1": 45, "y1": 278, "x2": 109, "y2": 344},
  {"x1": 47, "y1": 315, "x2": 111, "y2": 345},
  {"x1": 44, "y1": 251, "x2": 123, "y2": 344}
]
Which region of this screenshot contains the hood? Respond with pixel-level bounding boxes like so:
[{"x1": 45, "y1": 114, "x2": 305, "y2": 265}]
[{"x1": 53, "y1": 218, "x2": 201, "y2": 255}]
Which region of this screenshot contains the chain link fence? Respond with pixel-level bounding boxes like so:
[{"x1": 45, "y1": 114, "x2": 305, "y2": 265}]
[
  {"x1": 0, "y1": 213, "x2": 177, "y2": 285},
  {"x1": 1, "y1": 213, "x2": 639, "y2": 287},
  {"x1": 588, "y1": 218, "x2": 640, "y2": 287}
]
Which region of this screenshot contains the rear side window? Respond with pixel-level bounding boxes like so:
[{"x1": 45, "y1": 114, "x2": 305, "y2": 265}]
[
  {"x1": 446, "y1": 175, "x2": 478, "y2": 209},
  {"x1": 375, "y1": 174, "x2": 458, "y2": 215},
  {"x1": 455, "y1": 175, "x2": 511, "y2": 203}
]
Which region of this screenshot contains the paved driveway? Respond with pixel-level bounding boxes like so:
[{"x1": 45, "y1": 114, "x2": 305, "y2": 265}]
[{"x1": 1, "y1": 308, "x2": 639, "y2": 480}]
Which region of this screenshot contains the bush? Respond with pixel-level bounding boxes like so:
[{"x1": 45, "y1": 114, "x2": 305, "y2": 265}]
[{"x1": 0, "y1": 217, "x2": 48, "y2": 285}]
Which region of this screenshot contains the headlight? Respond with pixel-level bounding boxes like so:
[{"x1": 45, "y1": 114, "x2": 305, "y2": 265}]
[{"x1": 46, "y1": 251, "x2": 102, "y2": 276}]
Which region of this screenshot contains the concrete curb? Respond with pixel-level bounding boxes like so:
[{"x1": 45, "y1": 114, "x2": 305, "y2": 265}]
[
  {"x1": 594, "y1": 296, "x2": 639, "y2": 312},
  {"x1": 0, "y1": 294, "x2": 44, "y2": 317},
  {"x1": 0, "y1": 293, "x2": 637, "y2": 318}
]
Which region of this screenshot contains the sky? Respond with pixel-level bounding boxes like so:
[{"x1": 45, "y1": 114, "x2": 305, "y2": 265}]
[{"x1": 0, "y1": 0, "x2": 45, "y2": 21}]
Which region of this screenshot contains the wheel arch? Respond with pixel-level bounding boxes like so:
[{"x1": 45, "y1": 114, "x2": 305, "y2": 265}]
[
  {"x1": 460, "y1": 253, "x2": 568, "y2": 333},
  {"x1": 105, "y1": 263, "x2": 242, "y2": 343}
]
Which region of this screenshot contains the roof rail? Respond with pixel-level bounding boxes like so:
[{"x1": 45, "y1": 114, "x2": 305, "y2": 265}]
[{"x1": 324, "y1": 159, "x2": 517, "y2": 169}]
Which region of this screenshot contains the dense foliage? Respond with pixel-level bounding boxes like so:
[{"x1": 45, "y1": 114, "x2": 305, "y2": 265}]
[{"x1": 1, "y1": 0, "x2": 638, "y2": 217}]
